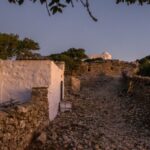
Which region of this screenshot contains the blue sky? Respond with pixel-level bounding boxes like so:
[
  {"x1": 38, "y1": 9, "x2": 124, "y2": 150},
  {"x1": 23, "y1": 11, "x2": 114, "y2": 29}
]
[{"x1": 0, "y1": 0, "x2": 150, "y2": 61}]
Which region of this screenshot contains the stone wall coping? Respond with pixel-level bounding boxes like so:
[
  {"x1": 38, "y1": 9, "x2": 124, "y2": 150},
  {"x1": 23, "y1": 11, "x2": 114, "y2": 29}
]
[
  {"x1": 126, "y1": 75, "x2": 150, "y2": 83},
  {"x1": 32, "y1": 87, "x2": 49, "y2": 89}
]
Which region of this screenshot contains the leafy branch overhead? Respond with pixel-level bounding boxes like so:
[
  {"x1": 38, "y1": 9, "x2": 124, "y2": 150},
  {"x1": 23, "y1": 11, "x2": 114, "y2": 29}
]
[
  {"x1": 7, "y1": 0, "x2": 150, "y2": 22},
  {"x1": 116, "y1": 0, "x2": 150, "y2": 5},
  {"x1": 7, "y1": 0, "x2": 98, "y2": 21}
]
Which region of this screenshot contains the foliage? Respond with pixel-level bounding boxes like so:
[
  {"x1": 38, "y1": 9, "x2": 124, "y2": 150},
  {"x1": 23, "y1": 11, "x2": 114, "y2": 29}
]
[
  {"x1": 62, "y1": 48, "x2": 87, "y2": 60},
  {"x1": 138, "y1": 55, "x2": 150, "y2": 64},
  {"x1": 116, "y1": 0, "x2": 150, "y2": 5},
  {"x1": 6, "y1": 0, "x2": 150, "y2": 22},
  {"x1": 85, "y1": 57, "x2": 104, "y2": 63},
  {"x1": 16, "y1": 51, "x2": 42, "y2": 60},
  {"x1": 48, "y1": 48, "x2": 87, "y2": 73},
  {"x1": 137, "y1": 55, "x2": 150, "y2": 77},
  {"x1": 7, "y1": 0, "x2": 97, "y2": 21},
  {"x1": 0, "y1": 33, "x2": 39, "y2": 59}
]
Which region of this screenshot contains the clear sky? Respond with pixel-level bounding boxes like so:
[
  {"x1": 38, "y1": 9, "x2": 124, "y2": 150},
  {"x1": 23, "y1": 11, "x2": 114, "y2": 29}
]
[{"x1": 0, "y1": 0, "x2": 150, "y2": 61}]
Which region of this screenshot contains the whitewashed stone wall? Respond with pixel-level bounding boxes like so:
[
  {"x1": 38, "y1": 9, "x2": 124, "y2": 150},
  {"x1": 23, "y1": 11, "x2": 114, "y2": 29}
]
[
  {"x1": 0, "y1": 60, "x2": 64, "y2": 120},
  {"x1": 48, "y1": 61, "x2": 64, "y2": 120}
]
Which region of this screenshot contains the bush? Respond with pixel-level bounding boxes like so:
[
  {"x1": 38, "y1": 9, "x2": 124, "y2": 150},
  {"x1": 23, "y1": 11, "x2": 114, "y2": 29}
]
[
  {"x1": 48, "y1": 48, "x2": 87, "y2": 74},
  {"x1": 137, "y1": 55, "x2": 150, "y2": 77},
  {"x1": 84, "y1": 57, "x2": 104, "y2": 63}
]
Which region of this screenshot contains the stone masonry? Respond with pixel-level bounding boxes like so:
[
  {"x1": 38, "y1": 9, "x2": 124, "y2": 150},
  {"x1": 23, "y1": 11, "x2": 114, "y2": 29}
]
[{"x1": 0, "y1": 87, "x2": 49, "y2": 150}]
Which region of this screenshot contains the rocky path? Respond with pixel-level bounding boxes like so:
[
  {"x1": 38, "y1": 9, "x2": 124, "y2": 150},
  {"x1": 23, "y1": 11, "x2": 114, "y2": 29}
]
[{"x1": 28, "y1": 75, "x2": 150, "y2": 150}]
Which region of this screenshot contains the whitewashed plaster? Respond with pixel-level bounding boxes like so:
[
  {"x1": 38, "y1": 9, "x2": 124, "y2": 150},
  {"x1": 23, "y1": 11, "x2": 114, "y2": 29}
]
[
  {"x1": 0, "y1": 60, "x2": 64, "y2": 120},
  {"x1": 48, "y1": 61, "x2": 64, "y2": 120}
]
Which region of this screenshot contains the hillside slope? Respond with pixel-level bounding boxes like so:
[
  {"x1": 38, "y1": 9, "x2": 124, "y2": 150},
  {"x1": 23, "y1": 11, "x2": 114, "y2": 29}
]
[{"x1": 27, "y1": 75, "x2": 150, "y2": 150}]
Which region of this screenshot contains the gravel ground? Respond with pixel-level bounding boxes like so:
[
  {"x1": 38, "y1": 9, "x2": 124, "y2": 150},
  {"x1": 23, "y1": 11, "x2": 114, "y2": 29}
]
[{"x1": 27, "y1": 75, "x2": 150, "y2": 150}]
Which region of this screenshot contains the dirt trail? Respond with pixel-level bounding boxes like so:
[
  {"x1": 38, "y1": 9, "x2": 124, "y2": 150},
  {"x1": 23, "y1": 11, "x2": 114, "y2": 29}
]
[{"x1": 28, "y1": 75, "x2": 150, "y2": 150}]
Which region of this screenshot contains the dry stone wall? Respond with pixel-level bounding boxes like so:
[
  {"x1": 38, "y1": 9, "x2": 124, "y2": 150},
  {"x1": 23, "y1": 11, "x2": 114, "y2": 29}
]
[
  {"x1": 85, "y1": 61, "x2": 136, "y2": 76},
  {"x1": 122, "y1": 74, "x2": 150, "y2": 128},
  {"x1": 0, "y1": 87, "x2": 49, "y2": 150},
  {"x1": 124, "y1": 75, "x2": 150, "y2": 100},
  {"x1": 71, "y1": 60, "x2": 136, "y2": 89}
]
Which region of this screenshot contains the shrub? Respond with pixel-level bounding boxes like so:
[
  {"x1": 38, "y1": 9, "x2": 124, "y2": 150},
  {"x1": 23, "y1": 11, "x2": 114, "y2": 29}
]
[
  {"x1": 84, "y1": 57, "x2": 104, "y2": 63},
  {"x1": 137, "y1": 55, "x2": 150, "y2": 77},
  {"x1": 48, "y1": 48, "x2": 87, "y2": 74}
]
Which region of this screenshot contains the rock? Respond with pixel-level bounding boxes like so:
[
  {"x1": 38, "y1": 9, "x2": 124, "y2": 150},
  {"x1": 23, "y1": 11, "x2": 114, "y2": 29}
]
[
  {"x1": 17, "y1": 105, "x2": 28, "y2": 113},
  {"x1": 51, "y1": 132, "x2": 57, "y2": 140},
  {"x1": 2, "y1": 146, "x2": 8, "y2": 150},
  {"x1": 36, "y1": 131, "x2": 47, "y2": 144},
  {"x1": 20, "y1": 120, "x2": 26, "y2": 128},
  {"x1": 71, "y1": 76, "x2": 80, "y2": 93},
  {"x1": 94, "y1": 144, "x2": 100, "y2": 150},
  {"x1": 77, "y1": 144, "x2": 83, "y2": 149},
  {"x1": 62, "y1": 135, "x2": 70, "y2": 143},
  {"x1": 0, "y1": 111, "x2": 8, "y2": 119}
]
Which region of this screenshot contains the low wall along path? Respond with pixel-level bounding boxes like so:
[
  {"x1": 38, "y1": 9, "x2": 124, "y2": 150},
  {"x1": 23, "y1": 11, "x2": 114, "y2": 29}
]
[{"x1": 0, "y1": 87, "x2": 49, "y2": 150}]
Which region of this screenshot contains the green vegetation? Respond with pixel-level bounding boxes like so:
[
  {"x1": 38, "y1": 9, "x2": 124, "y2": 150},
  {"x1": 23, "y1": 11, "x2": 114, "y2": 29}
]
[
  {"x1": 48, "y1": 48, "x2": 87, "y2": 73},
  {"x1": 0, "y1": 33, "x2": 39, "y2": 59},
  {"x1": 137, "y1": 55, "x2": 150, "y2": 77},
  {"x1": 85, "y1": 57, "x2": 104, "y2": 63}
]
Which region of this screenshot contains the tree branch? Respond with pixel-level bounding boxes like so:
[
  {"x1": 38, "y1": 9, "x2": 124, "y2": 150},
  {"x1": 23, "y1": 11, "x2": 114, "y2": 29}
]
[
  {"x1": 80, "y1": 0, "x2": 98, "y2": 22},
  {"x1": 70, "y1": 0, "x2": 74, "y2": 7},
  {"x1": 46, "y1": 0, "x2": 51, "y2": 16},
  {"x1": 85, "y1": 0, "x2": 97, "y2": 22},
  {"x1": 7, "y1": 0, "x2": 98, "y2": 22}
]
